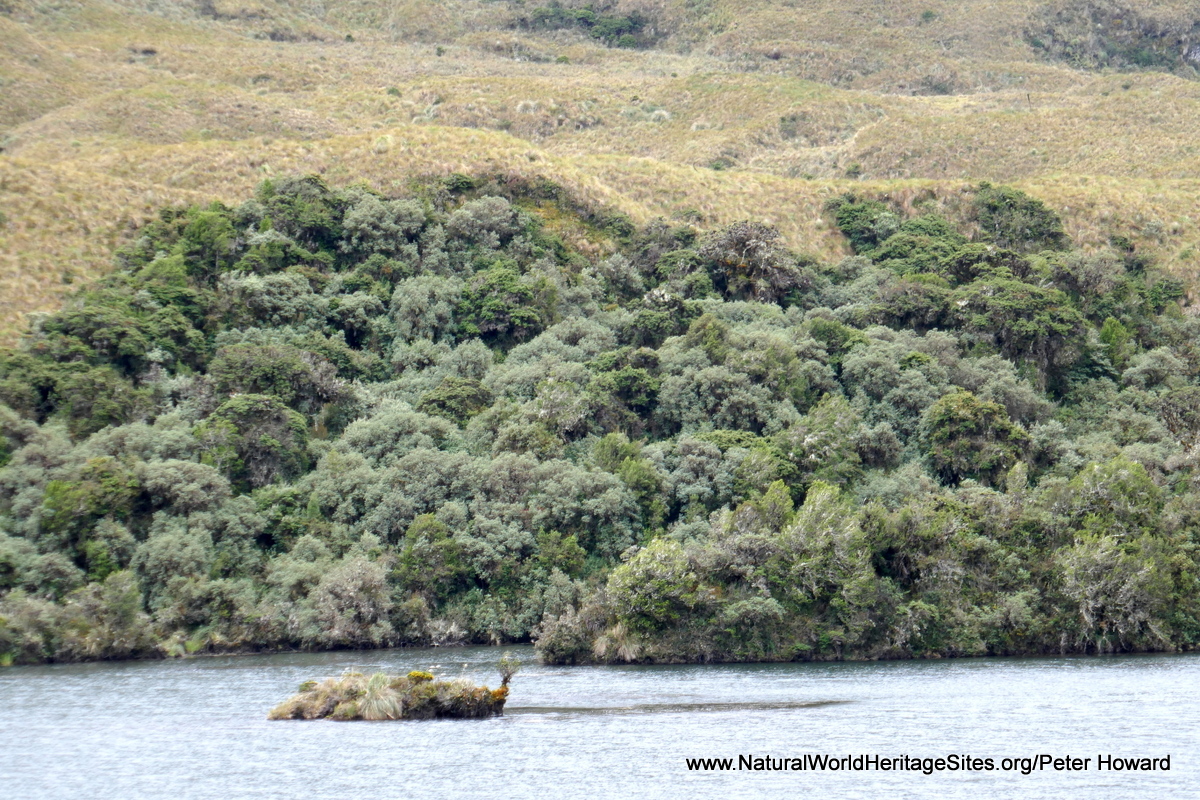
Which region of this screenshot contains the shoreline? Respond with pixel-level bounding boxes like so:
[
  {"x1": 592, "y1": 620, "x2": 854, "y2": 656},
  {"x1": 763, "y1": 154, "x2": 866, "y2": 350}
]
[{"x1": 4, "y1": 641, "x2": 1197, "y2": 670}]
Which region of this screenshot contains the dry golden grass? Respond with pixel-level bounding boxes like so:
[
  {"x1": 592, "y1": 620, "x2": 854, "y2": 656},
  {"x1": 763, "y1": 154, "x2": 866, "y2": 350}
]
[
  {"x1": 0, "y1": 15, "x2": 93, "y2": 128},
  {"x1": 1, "y1": 0, "x2": 1199, "y2": 340},
  {"x1": 0, "y1": 158, "x2": 209, "y2": 340}
]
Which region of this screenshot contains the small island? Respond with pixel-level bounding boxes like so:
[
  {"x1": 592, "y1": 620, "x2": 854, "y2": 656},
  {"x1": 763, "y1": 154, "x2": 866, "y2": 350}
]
[{"x1": 269, "y1": 657, "x2": 519, "y2": 721}]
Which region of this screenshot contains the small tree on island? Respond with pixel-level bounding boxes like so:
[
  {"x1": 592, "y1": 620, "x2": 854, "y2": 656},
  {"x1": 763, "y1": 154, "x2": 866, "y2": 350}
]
[{"x1": 498, "y1": 653, "x2": 522, "y2": 688}]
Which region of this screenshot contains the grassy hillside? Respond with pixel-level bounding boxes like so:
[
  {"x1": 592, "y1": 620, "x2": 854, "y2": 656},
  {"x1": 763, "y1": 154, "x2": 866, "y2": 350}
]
[{"x1": 1, "y1": 0, "x2": 1199, "y2": 341}]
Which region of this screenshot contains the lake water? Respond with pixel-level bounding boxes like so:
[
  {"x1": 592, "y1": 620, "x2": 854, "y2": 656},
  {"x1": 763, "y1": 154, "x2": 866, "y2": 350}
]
[{"x1": 1, "y1": 647, "x2": 1196, "y2": 799}]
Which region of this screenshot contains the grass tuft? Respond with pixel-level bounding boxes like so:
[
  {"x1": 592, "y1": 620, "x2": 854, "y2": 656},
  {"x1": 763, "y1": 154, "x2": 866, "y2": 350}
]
[{"x1": 268, "y1": 669, "x2": 510, "y2": 721}]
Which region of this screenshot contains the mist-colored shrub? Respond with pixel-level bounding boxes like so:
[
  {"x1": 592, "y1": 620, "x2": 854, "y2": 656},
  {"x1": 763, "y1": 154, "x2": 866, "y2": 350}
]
[
  {"x1": 221, "y1": 272, "x2": 329, "y2": 329},
  {"x1": 390, "y1": 275, "x2": 462, "y2": 343},
  {"x1": 340, "y1": 193, "x2": 426, "y2": 259},
  {"x1": 135, "y1": 459, "x2": 231, "y2": 513},
  {"x1": 1158, "y1": 387, "x2": 1200, "y2": 447},
  {"x1": 657, "y1": 365, "x2": 784, "y2": 435},
  {"x1": 1122, "y1": 348, "x2": 1185, "y2": 391},
  {"x1": 698, "y1": 222, "x2": 808, "y2": 303},
  {"x1": 295, "y1": 552, "x2": 395, "y2": 649},
  {"x1": 771, "y1": 393, "x2": 865, "y2": 492},
  {"x1": 133, "y1": 516, "x2": 215, "y2": 605},
  {"x1": 446, "y1": 197, "x2": 521, "y2": 249},
  {"x1": 334, "y1": 403, "x2": 463, "y2": 468}
]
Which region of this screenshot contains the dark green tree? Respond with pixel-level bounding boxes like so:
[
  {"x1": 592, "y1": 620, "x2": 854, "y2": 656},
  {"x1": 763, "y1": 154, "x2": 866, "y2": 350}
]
[
  {"x1": 973, "y1": 183, "x2": 1068, "y2": 253},
  {"x1": 921, "y1": 391, "x2": 1029, "y2": 486}
]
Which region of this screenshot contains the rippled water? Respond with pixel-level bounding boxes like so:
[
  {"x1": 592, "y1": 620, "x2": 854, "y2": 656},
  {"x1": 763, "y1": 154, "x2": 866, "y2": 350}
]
[{"x1": 1, "y1": 647, "x2": 1196, "y2": 799}]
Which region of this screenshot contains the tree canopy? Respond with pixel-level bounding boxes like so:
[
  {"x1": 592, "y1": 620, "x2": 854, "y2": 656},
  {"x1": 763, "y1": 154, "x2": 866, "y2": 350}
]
[{"x1": 1, "y1": 177, "x2": 1198, "y2": 666}]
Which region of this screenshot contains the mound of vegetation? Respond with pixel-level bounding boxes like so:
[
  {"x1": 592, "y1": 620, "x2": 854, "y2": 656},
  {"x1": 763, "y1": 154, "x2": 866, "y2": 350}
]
[
  {"x1": 1026, "y1": 0, "x2": 1200, "y2": 73},
  {"x1": 516, "y1": 2, "x2": 658, "y2": 49},
  {"x1": 269, "y1": 659, "x2": 516, "y2": 720},
  {"x1": 0, "y1": 175, "x2": 1197, "y2": 667}
]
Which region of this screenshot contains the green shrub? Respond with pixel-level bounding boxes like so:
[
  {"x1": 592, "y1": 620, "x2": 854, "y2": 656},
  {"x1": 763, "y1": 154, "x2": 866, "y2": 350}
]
[
  {"x1": 829, "y1": 197, "x2": 899, "y2": 254},
  {"x1": 417, "y1": 377, "x2": 493, "y2": 423},
  {"x1": 921, "y1": 391, "x2": 1029, "y2": 486},
  {"x1": 524, "y1": 4, "x2": 653, "y2": 48},
  {"x1": 973, "y1": 183, "x2": 1068, "y2": 252}
]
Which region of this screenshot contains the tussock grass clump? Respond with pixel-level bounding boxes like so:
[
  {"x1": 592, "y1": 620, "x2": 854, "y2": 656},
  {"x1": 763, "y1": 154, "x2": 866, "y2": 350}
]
[{"x1": 268, "y1": 668, "x2": 512, "y2": 721}]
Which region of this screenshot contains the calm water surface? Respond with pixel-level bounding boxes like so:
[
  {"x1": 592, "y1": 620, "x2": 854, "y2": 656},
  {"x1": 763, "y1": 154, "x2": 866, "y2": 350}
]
[{"x1": 1, "y1": 647, "x2": 1196, "y2": 799}]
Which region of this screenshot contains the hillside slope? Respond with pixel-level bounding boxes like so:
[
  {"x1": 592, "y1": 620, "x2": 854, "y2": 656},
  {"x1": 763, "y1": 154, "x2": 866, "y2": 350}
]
[{"x1": 1, "y1": 0, "x2": 1199, "y2": 340}]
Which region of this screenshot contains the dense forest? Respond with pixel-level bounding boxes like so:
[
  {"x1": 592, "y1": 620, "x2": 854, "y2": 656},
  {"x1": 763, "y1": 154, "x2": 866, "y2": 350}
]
[{"x1": 0, "y1": 174, "x2": 1197, "y2": 666}]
